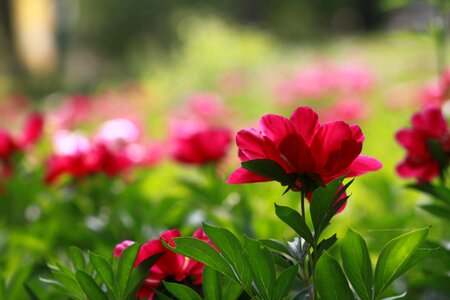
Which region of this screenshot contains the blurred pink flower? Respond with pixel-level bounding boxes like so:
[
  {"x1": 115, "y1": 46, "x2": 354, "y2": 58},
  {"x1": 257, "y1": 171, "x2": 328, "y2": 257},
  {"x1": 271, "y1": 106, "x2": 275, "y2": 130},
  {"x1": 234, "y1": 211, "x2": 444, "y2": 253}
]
[
  {"x1": 421, "y1": 69, "x2": 450, "y2": 106},
  {"x1": 114, "y1": 228, "x2": 214, "y2": 300},
  {"x1": 0, "y1": 112, "x2": 44, "y2": 176},
  {"x1": 168, "y1": 119, "x2": 232, "y2": 165},
  {"x1": 321, "y1": 98, "x2": 369, "y2": 122},
  {"x1": 50, "y1": 94, "x2": 92, "y2": 129},
  {"x1": 45, "y1": 119, "x2": 162, "y2": 184},
  {"x1": 396, "y1": 106, "x2": 450, "y2": 181}
]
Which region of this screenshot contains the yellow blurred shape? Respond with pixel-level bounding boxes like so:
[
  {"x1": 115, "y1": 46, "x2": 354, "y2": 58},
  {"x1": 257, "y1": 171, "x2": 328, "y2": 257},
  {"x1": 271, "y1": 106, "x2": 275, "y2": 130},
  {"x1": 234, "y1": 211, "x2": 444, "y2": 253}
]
[{"x1": 12, "y1": 0, "x2": 57, "y2": 76}]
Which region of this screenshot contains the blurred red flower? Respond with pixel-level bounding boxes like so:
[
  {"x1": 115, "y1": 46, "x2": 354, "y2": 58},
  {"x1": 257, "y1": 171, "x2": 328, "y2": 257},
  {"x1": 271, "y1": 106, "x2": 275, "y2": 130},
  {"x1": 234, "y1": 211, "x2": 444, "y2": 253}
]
[
  {"x1": 396, "y1": 106, "x2": 450, "y2": 181},
  {"x1": 114, "y1": 228, "x2": 213, "y2": 300},
  {"x1": 421, "y1": 69, "x2": 450, "y2": 106},
  {"x1": 45, "y1": 118, "x2": 162, "y2": 184},
  {"x1": 0, "y1": 112, "x2": 44, "y2": 176},
  {"x1": 168, "y1": 119, "x2": 232, "y2": 165},
  {"x1": 227, "y1": 106, "x2": 381, "y2": 193}
]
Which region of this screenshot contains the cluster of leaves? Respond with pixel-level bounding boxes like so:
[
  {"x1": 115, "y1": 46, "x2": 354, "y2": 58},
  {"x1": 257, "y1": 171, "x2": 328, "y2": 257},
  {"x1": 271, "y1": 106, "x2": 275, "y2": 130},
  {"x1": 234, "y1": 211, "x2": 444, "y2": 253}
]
[{"x1": 41, "y1": 244, "x2": 161, "y2": 300}]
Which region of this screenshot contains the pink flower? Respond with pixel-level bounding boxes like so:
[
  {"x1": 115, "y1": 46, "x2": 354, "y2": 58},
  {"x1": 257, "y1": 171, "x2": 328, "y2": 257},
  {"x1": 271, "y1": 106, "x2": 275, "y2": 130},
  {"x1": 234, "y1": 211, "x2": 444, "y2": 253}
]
[
  {"x1": 396, "y1": 106, "x2": 450, "y2": 181},
  {"x1": 0, "y1": 113, "x2": 44, "y2": 175},
  {"x1": 168, "y1": 119, "x2": 232, "y2": 165},
  {"x1": 421, "y1": 69, "x2": 450, "y2": 106},
  {"x1": 227, "y1": 106, "x2": 382, "y2": 194},
  {"x1": 114, "y1": 228, "x2": 213, "y2": 300}
]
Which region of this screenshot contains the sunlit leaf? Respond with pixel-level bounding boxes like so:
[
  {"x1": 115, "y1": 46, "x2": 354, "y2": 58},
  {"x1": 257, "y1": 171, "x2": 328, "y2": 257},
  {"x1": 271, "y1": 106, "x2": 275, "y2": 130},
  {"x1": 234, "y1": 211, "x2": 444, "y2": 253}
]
[
  {"x1": 315, "y1": 252, "x2": 353, "y2": 300},
  {"x1": 117, "y1": 243, "x2": 140, "y2": 298},
  {"x1": 374, "y1": 228, "x2": 430, "y2": 297},
  {"x1": 340, "y1": 229, "x2": 372, "y2": 300},
  {"x1": 163, "y1": 281, "x2": 202, "y2": 300},
  {"x1": 274, "y1": 204, "x2": 314, "y2": 245},
  {"x1": 203, "y1": 266, "x2": 222, "y2": 300},
  {"x1": 273, "y1": 264, "x2": 298, "y2": 300},
  {"x1": 244, "y1": 237, "x2": 276, "y2": 300},
  {"x1": 75, "y1": 270, "x2": 108, "y2": 300}
]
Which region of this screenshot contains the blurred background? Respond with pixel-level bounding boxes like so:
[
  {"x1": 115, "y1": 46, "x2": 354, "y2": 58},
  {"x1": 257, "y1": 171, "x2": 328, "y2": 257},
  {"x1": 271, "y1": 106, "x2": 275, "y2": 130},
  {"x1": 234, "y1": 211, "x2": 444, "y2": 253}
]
[
  {"x1": 0, "y1": 0, "x2": 440, "y2": 97},
  {"x1": 1, "y1": 0, "x2": 450, "y2": 299}
]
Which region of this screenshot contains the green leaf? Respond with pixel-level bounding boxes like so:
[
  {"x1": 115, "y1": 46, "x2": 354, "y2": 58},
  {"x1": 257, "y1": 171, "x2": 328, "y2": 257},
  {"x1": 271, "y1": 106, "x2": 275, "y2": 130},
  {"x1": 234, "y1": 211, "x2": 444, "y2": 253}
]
[
  {"x1": 244, "y1": 237, "x2": 276, "y2": 300},
  {"x1": 315, "y1": 252, "x2": 354, "y2": 300},
  {"x1": 420, "y1": 204, "x2": 450, "y2": 220},
  {"x1": 407, "y1": 182, "x2": 450, "y2": 205},
  {"x1": 222, "y1": 279, "x2": 242, "y2": 300},
  {"x1": 75, "y1": 270, "x2": 108, "y2": 300},
  {"x1": 394, "y1": 247, "x2": 438, "y2": 280},
  {"x1": 48, "y1": 272, "x2": 84, "y2": 299},
  {"x1": 69, "y1": 246, "x2": 86, "y2": 271},
  {"x1": 89, "y1": 252, "x2": 116, "y2": 297},
  {"x1": 24, "y1": 284, "x2": 39, "y2": 300},
  {"x1": 117, "y1": 243, "x2": 140, "y2": 298},
  {"x1": 374, "y1": 228, "x2": 430, "y2": 297},
  {"x1": 426, "y1": 139, "x2": 449, "y2": 173},
  {"x1": 381, "y1": 291, "x2": 407, "y2": 299},
  {"x1": 203, "y1": 266, "x2": 222, "y2": 300},
  {"x1": 163, "y1": 281, "x2": 202, "y2": 300},
  {"x1": 274, "y1": 204, "x2": 314, "y2": 245},
  {"x1": 310, "y1": 176, "x2": 349, "y2": 236},
  {"x1": 124, "y1": 253, "x2": 163, "y2": 300},
  {"x1": 340, "y1": 229, "x2": 372, "y2": 300},
  {"x1": 315, "y1": 234, "x2": 337, "y2": 259},
  {"x1": 203, "y1": 223, "x2": 251, "y2": 288},
  {"x1": 241, "y1": 159, "x2": 296, "y2": 186},
  {"x1": 260, "y1": 239, "x2": 291, "y2": 256},
  {"x1": 163, "y1": 237, "x2": 236, "y2": 282},
  {"x1": 273, "y1": 264, "x2": 298, "y2": 300}
]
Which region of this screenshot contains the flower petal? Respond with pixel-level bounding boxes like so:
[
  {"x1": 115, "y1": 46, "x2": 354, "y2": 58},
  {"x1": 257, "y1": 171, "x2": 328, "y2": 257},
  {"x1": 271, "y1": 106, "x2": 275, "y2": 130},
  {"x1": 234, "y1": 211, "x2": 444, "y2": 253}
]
[
  {"x1": 347, "y1": 155, "x2": 382, "y2": 177},
  {"x1": 289, "y1": 106, "x2": 320, "y2": 145},
  {"x1": 259, "y1": 114, "x2": 294, "y2": 146},
  {"x1": 278, "y1": 134, "x2": 315, "y2": 173},
  {"x1": 226, "y1": 167, "x2": 272, "y2": 184}
]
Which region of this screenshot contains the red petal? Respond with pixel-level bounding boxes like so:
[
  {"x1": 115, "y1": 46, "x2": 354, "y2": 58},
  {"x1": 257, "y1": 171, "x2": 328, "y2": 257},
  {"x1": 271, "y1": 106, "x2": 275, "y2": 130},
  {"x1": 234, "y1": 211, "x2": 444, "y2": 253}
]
[
  {"x1": 310, "y1": 121, "x2": 352, "y2": 168},
  {"x1": 289, "y1": 106, "x2": 320, "y2": 145},
  {"x1": 259, "y1": 114, "x2": 294, "y2": 146},
  {"x1": 20, "y1": 113, "x2": 44, "y2": 148},
  {"x1": 227, "y1": 167, "x2": 272, "y2": 184},
  {"x1": 412, "y1": 106, "x2": 447, "y2": 137},
  {"x1": 278, "y1": 134, "x2": 315, "y2": 173},
  {"x1": 347, "y1": 155, "x2": 383, "y2": 177}
]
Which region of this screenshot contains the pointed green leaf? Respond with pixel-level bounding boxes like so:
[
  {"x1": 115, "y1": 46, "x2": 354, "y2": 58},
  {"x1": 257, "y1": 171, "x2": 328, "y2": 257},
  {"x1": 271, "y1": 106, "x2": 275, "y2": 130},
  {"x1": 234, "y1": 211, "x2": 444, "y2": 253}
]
[
  {"x1": 203, "y1": 266, "x2": 222, "y2": 300},
  {"x1": 69, "y1": 246, "x2": 86, "y2": 271},
  {"x1": 75, "y1": 270, "x2": 108, "y2": 300},
  {"x1": 274, "y1": 204, "x2": 314, "y2": 245},
  {"x1": 420, "y1": 204, "x2": 450, "y2": 220},
  {"x1": 89, "y1": 252, "x2": 116, "y2": 296},
  {"x1": 315, "y1": 252, "x2": 353, "y2": 300},
  {"x1": 163, "y1": 281, "x2": 202, "y2": 300},
  {"x1": 203, "y1": 223, "x2": 251, "y2": 288},
  {"x1": 381, "y1": 291, "x2": 407, "y2": 299},
  {"x1": 117, "y1": 243, "x2": 140, "y2": 297},
  {"x1": 273, "y1": 264, "x2": 298, "y2": 300},
  {"x1": 340, "y1": 229, "x2": 372, "y2": 300},
  {"x1": 310, "y1": 176, "x2": 350, "y2": 236},
  {"x1": 407, "y1": 182, "x2": 450, "y2": 205},
  {"x1": 394, "y1": 247, "x2": 438, "y2": 280},
  {"x1": 222, "y1": 278, "x2": 242, "y2": 300},
  {"x1": 260, "y1": 239, "x2": 291, "y2": 256},
  {"x1": 244, "y1": 237, "x2": 276, "y2": 300},
  {"x1": 163, "y1": 237, "x2": 236, "y2": 282},
  {"x1": 315, "y1": 234, "x2": 338, "y2": 260},
  {"x1": 374, "y1": 228, "x2": 429, "y2": 297},
  {"x1": 125, "y1": 253, "x2": 163, "y2": 300},
  {"x1": 48, "y1": 272, "x2": 84, "y2": 299},
  {"x1": 241, "y1": 159, "x2": 296, "y2": 186}
]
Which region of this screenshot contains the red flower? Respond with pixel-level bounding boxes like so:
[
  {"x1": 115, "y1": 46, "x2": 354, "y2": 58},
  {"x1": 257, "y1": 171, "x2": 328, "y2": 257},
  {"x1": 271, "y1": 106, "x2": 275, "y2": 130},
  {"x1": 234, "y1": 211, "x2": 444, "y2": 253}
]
[
  {"x1": 114, "y1": 228, "x2": 212, "y2": 300},
  {"x1": 227, "y1": 106, "x2": 381, "y2": 193},
  {"x1": 0, "y1": 113, "x2": 44, "y2": 175},
  {"x1": 396, "y1": 106, "x2": 450, "y2": 181},
  {"x1": 421, "y1": 69, "x2": 450, "y2": 106},
  {"x1": 168, "y1": 119, "x2": 232, "y2": 165}
]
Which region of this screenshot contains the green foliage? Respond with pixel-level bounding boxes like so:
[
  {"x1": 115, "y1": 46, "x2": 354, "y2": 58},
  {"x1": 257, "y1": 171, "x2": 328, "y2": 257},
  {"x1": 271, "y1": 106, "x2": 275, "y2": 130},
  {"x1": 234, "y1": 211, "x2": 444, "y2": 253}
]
[
  {"x1": 164, "y1": 224, "x2": 296, "y2": 300},
  {"x1": 41, "y1": 245, "x2": 162, "y2": 300}
]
